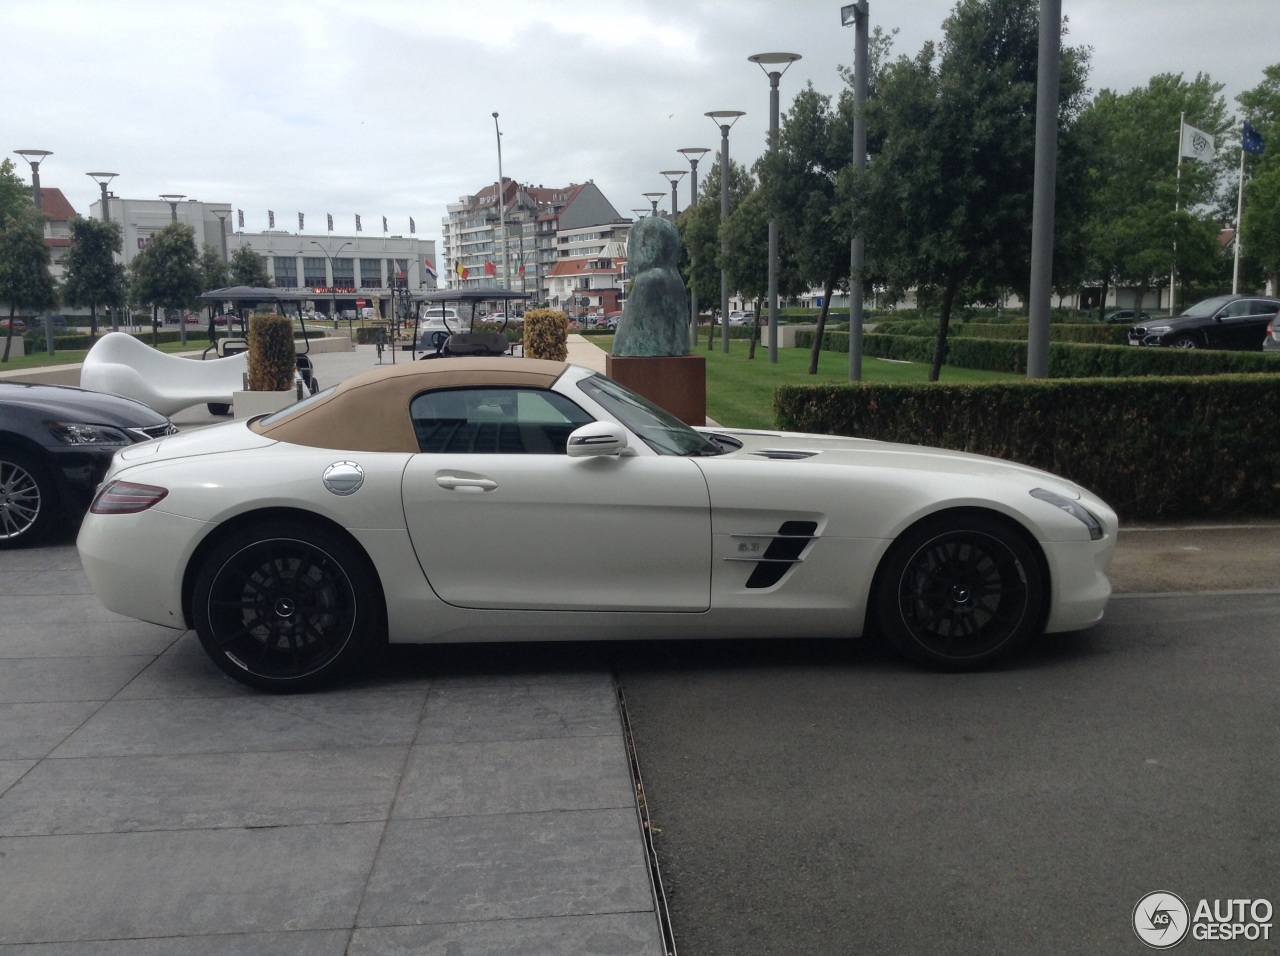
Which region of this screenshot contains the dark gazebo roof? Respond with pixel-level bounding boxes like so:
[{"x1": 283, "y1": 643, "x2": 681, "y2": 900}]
[{"x1": 198, "y1": 286, "x2": 307, "y2": 303}]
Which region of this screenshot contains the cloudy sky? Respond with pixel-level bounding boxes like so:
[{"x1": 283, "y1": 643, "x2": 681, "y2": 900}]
[{"x1": 3, "y1": 0, "x2": 1274, "y2": 256}]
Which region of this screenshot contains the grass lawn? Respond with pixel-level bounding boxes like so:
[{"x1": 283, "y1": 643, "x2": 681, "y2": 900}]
[{"x1": 594, "y1": 335, "x2": 1021, "y2": 429}]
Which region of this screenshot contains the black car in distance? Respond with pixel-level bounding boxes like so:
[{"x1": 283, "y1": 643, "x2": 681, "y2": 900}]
[
  {"x1": 0, "y1": 382, "x2": 176, "y2": 548},
  {"x1": 1128, "y1": 294, "x2": 1280, "y2": 350}
]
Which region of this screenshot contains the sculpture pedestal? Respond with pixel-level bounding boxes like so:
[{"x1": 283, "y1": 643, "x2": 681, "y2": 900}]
[{"x1": 606, "y1": 354, "x2": 706, "y2": 426}]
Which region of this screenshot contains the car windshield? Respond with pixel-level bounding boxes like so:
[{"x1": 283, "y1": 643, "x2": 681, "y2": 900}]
[
  {"x1": 1180, "y1": 295, "x2": 1233, "y2": 318},
  {"x1": 576, "y1": 374, "x2": 723, "y2": 457}
]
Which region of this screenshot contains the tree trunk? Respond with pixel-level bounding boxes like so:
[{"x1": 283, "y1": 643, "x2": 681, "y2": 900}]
[
  {"x1": 2, "y1": 306, "x2": 14, "y2": 362},
  {"x1": 1098, "y1": 276, "x2": 1110, "y2": 321},
  {"x1": 929, "y1": 280, "x2": 959, "y2": 382},
  {"x1": 747, "y1": 299, "x2": 761, "y2": 360},
  {"x1": 90, "y1": 303, "x2": 99, "y2": 338},
  {"x1": 808, "y1": 277, "x2": 836, "y2": 375}
]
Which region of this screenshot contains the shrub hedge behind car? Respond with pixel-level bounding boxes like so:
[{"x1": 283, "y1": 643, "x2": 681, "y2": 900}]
[
  {"x1": 872, "y1": 321, "x2": 1130, "y2": 346},
  {"x1": 774, "y1": 375, "x2": 1280, "y2": 520}
]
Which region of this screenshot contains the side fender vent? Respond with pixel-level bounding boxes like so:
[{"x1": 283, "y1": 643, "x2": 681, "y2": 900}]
[{"x1": 729, "y1": 520, "x2": 819, "y2": 589}]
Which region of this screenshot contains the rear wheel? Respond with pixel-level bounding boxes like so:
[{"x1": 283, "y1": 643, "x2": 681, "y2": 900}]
[
  {"x1": 192, "y1": 522, "x2": 379, "y2": 692},
  {"x1": 875, "y1": 513, "x2": 1045, "y2": 671},
  {"x1": 207, "y1": 403, "x2": 231, "y2": 415},
  {"x1": 0, "y1": 450, "x2": 60, "y2": 549}
]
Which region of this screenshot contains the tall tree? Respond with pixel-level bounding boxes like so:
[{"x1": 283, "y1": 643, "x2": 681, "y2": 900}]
[
  {"x1": 229, "y1": 245, "x2": 271, "y2": 287},
  {"x1": 199, "y1": 243, "x2": 231, "y2": 293},
  {"x1": 846, "y1": 0, "x2": 1090, "y2": 379},
  {"x1": 675, "y1": 157, "x2": 753, "y2": 349},
  {"x1": 129, "y1": 222, "x2": 202, "y2": 344},
  {"x1": 0, "y1": 205, "x2": 57, "y2": 361},
  {"x1": 61, "y1": 216, "x2": 126, "y2": 337},
  {"x1": 1238, "y1": 63, "x2": 1280, "y2": 293},
  {"x1": 0, "y1": 159, "x2": 32, "y2": 225}
]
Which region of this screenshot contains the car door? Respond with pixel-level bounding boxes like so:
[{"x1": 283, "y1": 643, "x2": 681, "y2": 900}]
[
  {"x1": 1211, "y1": 299, "x2": 1267, "y2": 349},
  {"x1": 401, "y1": 385, "x2": 712, "y2": 611}
]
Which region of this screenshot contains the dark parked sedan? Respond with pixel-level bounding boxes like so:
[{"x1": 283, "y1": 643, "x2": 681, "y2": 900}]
[
  {"x1": 1128, "y1": 294, "x2": 1280, "y2": 350},
  {"x1": 0, "y1": 383, "x2": 177, "y2": 548}
]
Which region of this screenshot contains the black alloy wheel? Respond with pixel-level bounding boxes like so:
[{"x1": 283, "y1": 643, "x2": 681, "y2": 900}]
[
  {"x1": 1169, "y1": 335, "x2": 1198, "y2": 349},
  {"x1": 0, "y1": 450, "x2": 58, "y2": 549},
  {"x1": 192, "y1": 522, "x2": 378, "y2": 692},
  {"x1": 876, "y1": 514, "x2": 1045, "y2": 670}
]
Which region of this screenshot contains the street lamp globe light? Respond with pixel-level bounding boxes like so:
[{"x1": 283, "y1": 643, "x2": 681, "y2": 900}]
[
  {"x1": 87, "y1": 172, "x2": 117, "y2": 223},
  {"x1": 632, "y1": 208, "x2": 649, "y2": 219},
  {"x1": 677, "y1": 147, "x2": 711, "y2": 205},
  {"x1": 749, "y1": 52, "x2": 802, "y2": 365},
  {"x1": 15, "y1": 150, "x2": 53, "y2": 211},
  {"x1": 705, "y1": 110, "x2": 745, "y2": 354}
]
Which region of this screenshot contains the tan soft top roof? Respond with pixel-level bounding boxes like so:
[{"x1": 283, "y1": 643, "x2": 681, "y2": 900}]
[{"x1": 252, "y1": 357, "x2": 571, "y2": 452}]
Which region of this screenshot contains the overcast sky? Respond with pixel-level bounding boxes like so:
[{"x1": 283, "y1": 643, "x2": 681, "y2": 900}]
[{"x1": 3, "y1": 0, "x2": 1274, "y2": 257}]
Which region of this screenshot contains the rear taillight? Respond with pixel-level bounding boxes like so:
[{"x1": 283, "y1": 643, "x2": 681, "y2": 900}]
[{"x1": 90, "y1": 480, "x2": 169, "y2": 515}]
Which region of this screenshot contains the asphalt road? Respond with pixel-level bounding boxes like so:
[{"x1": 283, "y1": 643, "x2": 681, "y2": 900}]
[{"x1": 617, "y1": 589, "x2": 1280, "y2": 955}]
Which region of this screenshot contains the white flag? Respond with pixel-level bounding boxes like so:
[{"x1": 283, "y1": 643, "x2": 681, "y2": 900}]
[{"x1": 1180, "y1": 123, "x2": 1216, "y2": 162}]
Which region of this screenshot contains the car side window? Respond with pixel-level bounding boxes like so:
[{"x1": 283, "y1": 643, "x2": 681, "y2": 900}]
[
  {"x1": 410, "y1": 387, "x2": 594, "y2": 454},
  {"x1": 1222, "y1": 300, "x2": 1253, "y2": 318}
]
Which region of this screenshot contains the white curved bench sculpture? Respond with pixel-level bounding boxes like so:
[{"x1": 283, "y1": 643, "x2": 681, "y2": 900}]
[{"x1": 81, "y1": 332, "x2": 248, "y2": 417}]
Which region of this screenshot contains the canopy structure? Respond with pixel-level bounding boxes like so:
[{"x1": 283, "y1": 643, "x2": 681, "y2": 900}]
[{"x1": 198, "y1": 286, "x2": 308, "y2": 305}]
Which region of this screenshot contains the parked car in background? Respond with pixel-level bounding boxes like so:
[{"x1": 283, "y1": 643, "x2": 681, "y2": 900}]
[
  {"x1": 0, "y1": 318, "x2": 27, "y2": 333},
  {"x1": 727, "y1": 310, "x2": 748, "y2": 326},
  {"x1": 1127, "y1": 294, "x2": 1280, "y2": 350},
  {"x1": 26, "y1": 314, "x2": 69, "y2": 330},
  {"x1": 1263, "y1": 309, "x2": 1280, "y2": 353},
  {"x1": 0, "y1": 383, "x2": 177, "y2": 548},
  {"x1": 1103, "y1": 309, "x2": 1151, "y2": 324}
]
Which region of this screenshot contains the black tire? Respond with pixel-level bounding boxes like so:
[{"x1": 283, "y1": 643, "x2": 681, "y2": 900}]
[
  {"x1": 0, "y1": 449, "x2": 61, "y2": 549},
  {"x1": 207, "y1": 403, "x2": 232, "y2": 416},
  {"x1": 308, "y1": 377, "x2": 319, "y2": 395},
  {"x1": 875, "y1": 513, "x2": 1045, "y2": 671},
  {"x1": 1169, "y1": 335, "x2": 1198, "y2": 349},
  {"x1": 192, "y1": 521, "x2": 380, "y2": 692}
]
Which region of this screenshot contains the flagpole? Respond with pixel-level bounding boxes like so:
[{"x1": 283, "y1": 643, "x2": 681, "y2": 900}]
[
  {"x1": 1170, "y1": 112, "x2": 1183, "y2": 315},
  {"x1": 493, "y1": 112, "x2": 506, "y2": 291},
  {"x1": 1233, "y1": 139, "x2": 1246, "y2": 295}
]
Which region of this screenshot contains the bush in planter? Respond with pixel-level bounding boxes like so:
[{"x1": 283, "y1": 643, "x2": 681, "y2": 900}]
[
  {"x1": 523, "y1": 308, "x2": 568, "y2": 361},
  {"x1": 247, "y1": 313, "x2": 296, "y2": 391}
]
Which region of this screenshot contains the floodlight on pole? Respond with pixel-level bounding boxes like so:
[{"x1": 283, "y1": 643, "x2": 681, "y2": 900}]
[
  {"x1": 632, "y1": 208, "x2": 650, "y2": 219},
  {"x1": 660, "y1": 170, "x2": 686, "y2": 216},
  {"x1": 705, "y1": 110, "x2": 744, "y2": 354},
  {"x1": 493, "y1": 111, "x2": 507, "y2": 289},
  {"x1": 749, "y1": 52, "x2": 801, "y2": 365},
  {"x1": 311, "y1": 239, "x2": 352, "y2": 323},
  {"x1": 159, "y1": 194, "x2": 186, "y2": 221},
  {"x1": 843, "y1": 2, "x2": 869, "y2": 381},
  {"x1": 87, "y1": 172, "x2": 117, "y2": 223}
]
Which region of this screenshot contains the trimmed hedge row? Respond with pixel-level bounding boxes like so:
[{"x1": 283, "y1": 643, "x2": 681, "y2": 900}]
[
  {"x1": 796, "y1": 330, "x2": 1280, "y2": 377},
  {"x1": 773, "y1": 376, "x2": 1280, "y2": 520},
  {"x1": 873, "y1": 321, "x2": 1130, "y2": 345}
]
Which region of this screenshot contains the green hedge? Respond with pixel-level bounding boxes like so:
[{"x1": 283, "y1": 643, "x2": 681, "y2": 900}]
[
  {"x1": 774, "y1": 376, "x2": 1280, "y2": 520},
  {"x1": 872, "y1": 321, "x2": 1130, "y2": 345},
  {"x1": 796, "y1": 330, "x2": 1280, "y2": 377}
]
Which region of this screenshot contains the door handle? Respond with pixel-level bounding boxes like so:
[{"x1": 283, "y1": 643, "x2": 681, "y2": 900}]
[{"x1": 436, "y1": 475, "x2": 497, "y2": 492}]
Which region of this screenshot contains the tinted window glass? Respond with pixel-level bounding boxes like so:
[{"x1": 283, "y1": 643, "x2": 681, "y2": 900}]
[{"x1": 410, "y1": 387, "x2": 594, "y2": 454}]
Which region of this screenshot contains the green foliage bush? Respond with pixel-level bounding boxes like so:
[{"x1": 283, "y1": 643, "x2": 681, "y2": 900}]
[
  {"x1": 773, "y1": 376, "x2": 1280, "y2": 520},
  {"x1": 523, "y1": 308, "x2": 568, "y2": 361},
  {"x1": 247, "y1": 314, "x2": 296, "y2": 391},
  {"x1": 872, "y1": 321, "x2": 1129, "y2": 345}
]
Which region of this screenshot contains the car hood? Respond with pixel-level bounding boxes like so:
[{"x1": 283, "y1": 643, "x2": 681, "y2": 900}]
[
  {"x1": 703, "y1": 428, "x2": 1085, "y2": 498},
  {"x1": 1, "y1": 382, "x2": 171, "y2": 428}
]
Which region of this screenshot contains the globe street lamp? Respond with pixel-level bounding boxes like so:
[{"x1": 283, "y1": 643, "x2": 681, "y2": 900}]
[
  {"x1": 159, "y1": 193, "x2": 186, "y2": 222},
  {"x1": 87, "y1": 171, "x2": 117, "y2": 222},
  {"x1": 15, "y1": 150, "x2": 54, "y2": 355},
  {"x1": 705, "y1": 110, "x2": 744, "y2": 353},
  {"x1": 643, "y1": 192, "x2": 666, "y2": 216},
  {"x1": 660, "y1": 170, "x2": 687, "y2": 216},
  {"x1": 750, "y1": 51, "x2": 802, "y2": 364}
]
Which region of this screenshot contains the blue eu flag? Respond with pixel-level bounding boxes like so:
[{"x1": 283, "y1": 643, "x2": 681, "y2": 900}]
[{"x1": 1243, "y1": 122, "x2": 1265, "y2": 155}]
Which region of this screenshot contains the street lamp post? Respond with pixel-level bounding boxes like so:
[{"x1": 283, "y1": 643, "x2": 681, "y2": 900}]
[
  {"x1": 678, "y1": 147, "x2": 711, "y2": 342},
  {"x1": 632, "y1": 208, "x2": 650, "y2": 219},
  {"x1": 842, "y1": 2, "x2": 869, "y2": 381},
  {"x1": 15, "y1": 150, "x2": 54, "y2": 355},
  {"x1": 212, "y1": 208, "x2": 231, "y2": 262},
  {"x1": 643, "y1": 192, "x2": 665, "y2": 216},
  {"x1": 87, "y1": 171, "x2": 117, "y2": 222},
  {"x1": 660, "y1": 170, "x2": 686, "y2": 216},
  {"x1": 492, "y1": 112, "x2": 507, "y2": 289},
  {"x1": 159, "y1": 194, "x2": 185, "y2": 222},
  {"x1": 750, "y1": 52, "x2": 802, "y2": 364},
  {"x1": 311, "y1": 239, "x2": 352, "y2": 326},
  {"x1": 706, "y1": 110, "x2": 745, "y2": 354}
]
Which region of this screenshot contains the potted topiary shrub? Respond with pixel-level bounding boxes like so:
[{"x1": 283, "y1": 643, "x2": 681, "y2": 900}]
[
  {"x1": 233, "y1": 313, "x2": 299, "y2": 418},
  {"x1": 523, "y1": 308, "x2": 568, "y2": 361}
]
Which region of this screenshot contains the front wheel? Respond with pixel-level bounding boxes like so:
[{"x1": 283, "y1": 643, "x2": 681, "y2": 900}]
[
  {"x1": 1169, "y1": 335, "x2": 1198, "y2": 349},
  {"x1": 0, "y1": 450, "x2": 61, "y2": 549},
  {"x1": 192, "y1": 522, "x2": 380, "y2": 692},
  {"x1": 875, "y1": 514, "x2": 1046, "y2": 671}
]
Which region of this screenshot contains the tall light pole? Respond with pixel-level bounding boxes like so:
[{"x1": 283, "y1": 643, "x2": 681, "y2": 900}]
[
  {"x1": 212, "y1": 208, "x2": 231, "y2": 262},
  {"x1": 660, "y1": 170, "x2": 686, "y2": 216},
  {"x1": 493, "y1": 112, "x2": 507, "y2": 288},
  {"x1": 311, "y1": 239, "x2": 351, "y2": 323},
  {"x1": 1025, "y1": 0, "x2": 1061, "y2": 379},
  {"x1": 678, "y1": 147, "x2": 710, "y2": 342},
  {"x1": 87, "y1": 171, "x2": 117, "y2": 222},
  {"x1": 159, "y1": 193, "x2": 185, "y2": 222},
  {"x1": 750, "y1": 52, "x2": 801, "y2": 364},
  {"x1": 842, "y1": 2, "x2": 869, "y2": 381},
  {"x1": 15, "y1": 150, "x2": 54, "y2": 355},
  {"x1": 643, "y1": 192, "x2": 665, "y2": 216},
  {"x1": 632, "y1": 208, "x2": 650, "y2": 219},
  {"x1": 706, "y1": 110, "x2": 744, "y2": 353}
]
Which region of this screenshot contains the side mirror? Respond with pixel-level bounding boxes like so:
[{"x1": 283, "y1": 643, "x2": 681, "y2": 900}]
[{"x1": 567, "y1": 421, "x2": 630, "y2": 457}]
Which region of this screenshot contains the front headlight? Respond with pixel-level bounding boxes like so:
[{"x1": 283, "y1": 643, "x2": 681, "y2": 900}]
[
  {"x1": 45, "y1": 421, "x2": 133, "y2": 446},
  {"x1": 1143, "y1": 325, "x2": 1172, "y2": 335},
  {"x1": 1030, "y1": 488, "x2": 1104, "y2": 540}
]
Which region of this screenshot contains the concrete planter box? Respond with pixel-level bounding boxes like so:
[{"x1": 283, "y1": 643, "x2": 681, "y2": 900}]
[
  {"x1": 2, "y1": 335, "x2": 24, "y2": 358},
  {"x1": 233, "y1": 387, "x2": 301, "y2": 419}
]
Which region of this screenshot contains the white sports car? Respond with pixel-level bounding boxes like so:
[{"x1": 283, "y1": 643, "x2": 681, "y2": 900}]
[{"x1": 78, "y1": 358, "x2": 1117, "y2": 692}]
